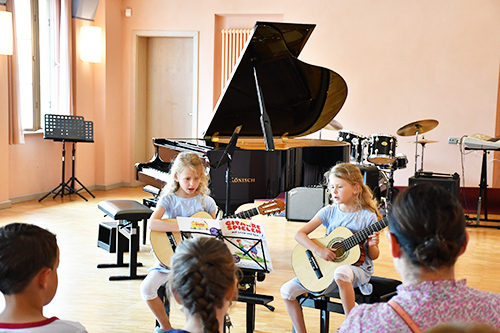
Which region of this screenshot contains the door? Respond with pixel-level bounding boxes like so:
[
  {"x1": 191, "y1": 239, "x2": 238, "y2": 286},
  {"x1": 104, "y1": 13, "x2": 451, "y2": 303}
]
[{"x1": 133, "y1": 31, "x2": 198, "y2": 176}]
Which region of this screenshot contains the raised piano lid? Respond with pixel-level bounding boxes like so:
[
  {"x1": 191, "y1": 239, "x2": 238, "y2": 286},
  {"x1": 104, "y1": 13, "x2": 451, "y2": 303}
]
[{"x1": 204, "y1": 21, "x2": 348, "y2": 140}]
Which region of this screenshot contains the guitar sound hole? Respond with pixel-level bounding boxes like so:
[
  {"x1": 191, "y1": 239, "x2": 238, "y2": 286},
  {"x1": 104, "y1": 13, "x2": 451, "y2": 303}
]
[{"x1": 328, "y1": 240, "x2": 347, "y2": 262}]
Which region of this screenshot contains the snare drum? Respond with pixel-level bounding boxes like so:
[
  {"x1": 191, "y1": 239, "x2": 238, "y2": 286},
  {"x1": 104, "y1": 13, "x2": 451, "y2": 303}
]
[
  {"x1": 367, "y1": 134, "x2": 397, "y2": 164},
  {"x1": 393, "y1": 153, "x2": 408, "y2": 169},
  {"x1": 380, "y1": 153, "x2": 407, "y2": 170},
  {"x1": 337, "y1": 130, "x2": 367, "y2": 163}
]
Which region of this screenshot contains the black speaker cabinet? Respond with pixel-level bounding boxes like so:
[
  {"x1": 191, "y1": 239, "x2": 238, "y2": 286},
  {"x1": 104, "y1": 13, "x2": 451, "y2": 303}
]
[
  {"x1": 97, "y1": 222, "x2": 129, "y2": 253},
  {"x1": 286, "y1": 186, "x2": 329, "y2": 222},
  {"x1": 408, "y1": 173, "x2": 460, "y2": 198},
  {"x1": 358, "y1": 165, "x2": 381, "y2": 201},
  {"x1": 72, "y1": 0, "x2": 99, "y2": 21}
]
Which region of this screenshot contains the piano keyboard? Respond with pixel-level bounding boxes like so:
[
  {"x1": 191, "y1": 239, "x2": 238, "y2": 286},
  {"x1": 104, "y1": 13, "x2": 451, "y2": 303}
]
[
  {"x1": 137, "y1": 167, "x2": 169, "y2": 190},
  {"x1": 141, "y1": 167, "x2": 169, "y2": 181}
]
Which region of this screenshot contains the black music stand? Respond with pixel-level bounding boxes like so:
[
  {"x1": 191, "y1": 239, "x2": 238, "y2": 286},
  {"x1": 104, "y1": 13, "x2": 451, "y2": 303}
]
[
  {"x1": 211, "y1": 125, "x2": 242, "y2": 216},
  {"x1": 465, "y1": 148, "x2": 500, "y2": 228},
  {"x1": 39, "y1": 115, "x2": 95, "y2": 202}
]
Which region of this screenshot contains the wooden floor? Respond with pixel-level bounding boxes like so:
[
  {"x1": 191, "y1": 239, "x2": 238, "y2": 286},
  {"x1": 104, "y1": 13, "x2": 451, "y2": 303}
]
[{"x1": 1, "y1": 186, "x2": 500, "y2": 333}]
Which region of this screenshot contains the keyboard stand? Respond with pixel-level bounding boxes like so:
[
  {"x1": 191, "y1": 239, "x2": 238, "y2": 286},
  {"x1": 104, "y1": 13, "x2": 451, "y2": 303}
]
[{"x1": 465, "y1": 149, "x2": 500, "y2": 228}]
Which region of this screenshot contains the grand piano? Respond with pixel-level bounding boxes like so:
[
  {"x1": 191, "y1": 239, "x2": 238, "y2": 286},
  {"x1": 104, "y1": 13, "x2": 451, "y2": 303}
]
[{"x1": 137, "y1": 21, "x2": 350, "y2": 215}]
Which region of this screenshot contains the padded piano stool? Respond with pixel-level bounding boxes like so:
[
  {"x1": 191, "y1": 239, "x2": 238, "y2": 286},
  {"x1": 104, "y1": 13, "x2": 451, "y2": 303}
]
[
  {"x1": 233, "y1": 269, "x2": 274, "y2": 333},
  {"x1": 293, "y1": 276, "x2": 401, "y2": 333},
  {"x1": 97, "y1": 200, "x2": 153, "y2": 280}
]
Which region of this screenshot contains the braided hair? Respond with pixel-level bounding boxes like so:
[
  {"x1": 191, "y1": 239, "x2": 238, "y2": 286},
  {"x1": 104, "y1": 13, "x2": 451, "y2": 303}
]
[
  {"x1": 388, "y1": 182, "x2": 466, "y2": 270},
  {"x1": 169, "y1": 237, "x2": 238, "y2": 333}
]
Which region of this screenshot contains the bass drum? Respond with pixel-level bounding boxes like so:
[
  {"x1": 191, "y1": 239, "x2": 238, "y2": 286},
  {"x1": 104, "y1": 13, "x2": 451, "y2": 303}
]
[
  {"x1": 367, "y1": 134, "x2": 397, "y2": 165},
  {"x1": 337, "y1": 130, "x2": 366, "y2": 163}
]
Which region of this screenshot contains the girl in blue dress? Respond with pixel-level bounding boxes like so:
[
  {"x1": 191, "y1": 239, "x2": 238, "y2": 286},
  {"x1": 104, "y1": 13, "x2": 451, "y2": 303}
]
[
  {"x1": 140, "y1": 152, "x2": 218, "y2": 333},
  {"x1": 281, "y1": 163, "x2": 382, "y2": 333}
]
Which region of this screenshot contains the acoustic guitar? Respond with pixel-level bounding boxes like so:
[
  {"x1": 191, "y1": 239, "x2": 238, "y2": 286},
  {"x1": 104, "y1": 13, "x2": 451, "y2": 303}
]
[
  {"x1": 150, "y1": 199, "x2": 285, "y2": 266},
  {"x1": 291, "y1": 215, "x2": 388, "y2": 292}
]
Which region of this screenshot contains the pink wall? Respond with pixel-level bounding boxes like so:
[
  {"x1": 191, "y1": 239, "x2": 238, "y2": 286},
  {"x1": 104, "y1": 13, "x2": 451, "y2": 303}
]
[
  {"x1": 0, "y1": 55, "x2": 10, "y2": 207},
  {"x1": 0, "y1": 0, "x2": 499, "y2": 203}
]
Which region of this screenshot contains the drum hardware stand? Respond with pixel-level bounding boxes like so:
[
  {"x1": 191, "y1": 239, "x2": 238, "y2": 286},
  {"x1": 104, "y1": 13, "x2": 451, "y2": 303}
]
[
  {"x1": 396, "y1": 119, "x2": 439, "y2": 176},
  {"x1": 376, "y1": 166, "x2": 396, "y2": 212},
  {"x1": 412, "y1": 125, "x2": 422, "y2": 175},
  {"x1": 387, "y1": 168, "x2": 395, "y2": 205},
  {"x1": 39, "y1": 115, "x2": 94, "y2": 202},
  {"x1": 418, "y1": 135, "x2": 426, "y2": 172}
]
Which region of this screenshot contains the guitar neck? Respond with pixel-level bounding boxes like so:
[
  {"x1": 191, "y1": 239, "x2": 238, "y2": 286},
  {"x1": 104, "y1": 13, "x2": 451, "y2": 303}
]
[
  {"x1": 342, "y1": 216, "x2": 389, "y2": 251},
  {"x1": 226, "y1": 207, "x2": 259, "y2": 219}
]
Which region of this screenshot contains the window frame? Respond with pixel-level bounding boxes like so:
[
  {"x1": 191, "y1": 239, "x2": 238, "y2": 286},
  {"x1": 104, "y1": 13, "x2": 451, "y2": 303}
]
[{"x1": 16, "y1": 0, "x2": 55, "y2": 132}]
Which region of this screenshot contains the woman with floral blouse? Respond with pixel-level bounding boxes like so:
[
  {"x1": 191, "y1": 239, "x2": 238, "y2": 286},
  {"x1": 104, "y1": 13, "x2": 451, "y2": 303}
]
[{"x1": 339, "y1": 183, "x2": 500, "y2": 333}]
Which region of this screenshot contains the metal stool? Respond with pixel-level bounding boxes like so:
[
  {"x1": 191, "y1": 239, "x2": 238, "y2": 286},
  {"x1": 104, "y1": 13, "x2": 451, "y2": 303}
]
[{"x1": 97, "y1": 200, "x2": 152, "y2": 280}]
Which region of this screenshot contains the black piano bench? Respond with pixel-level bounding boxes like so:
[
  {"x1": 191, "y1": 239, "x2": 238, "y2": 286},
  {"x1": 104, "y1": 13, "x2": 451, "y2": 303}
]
[
  {"x1": 96, "y1": 200, "x2": 153, "y2": 281},
  {"x1": 293, "y1": 276, "x2": 401, "y2": 333}
]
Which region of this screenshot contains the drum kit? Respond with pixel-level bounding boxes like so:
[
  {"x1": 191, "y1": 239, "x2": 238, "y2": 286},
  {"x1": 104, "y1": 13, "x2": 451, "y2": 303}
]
[{"x1": 330, "y1": 118, "x2": 440, "y2": 209}]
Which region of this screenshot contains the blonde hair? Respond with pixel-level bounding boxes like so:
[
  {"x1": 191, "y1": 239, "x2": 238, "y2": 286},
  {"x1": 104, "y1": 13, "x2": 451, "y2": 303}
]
[
  {"x1": 160, "y1": 152, "x2": 210, "y2": 197},
  {"x1": 325, "y1": 162, "x2": 382, "y2": 220}
]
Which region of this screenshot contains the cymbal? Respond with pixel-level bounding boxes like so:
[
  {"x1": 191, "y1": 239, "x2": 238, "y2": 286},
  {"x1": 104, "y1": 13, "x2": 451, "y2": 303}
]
[
  {"x1": 323, "y1": 119, "x2": 343, "y2": 131},
  {"x1": 397, "y1": 119, "x2": 439, "y2": 136},
  {"x1": 412, "y1": 139, "x2": 438, "y2": 144}
]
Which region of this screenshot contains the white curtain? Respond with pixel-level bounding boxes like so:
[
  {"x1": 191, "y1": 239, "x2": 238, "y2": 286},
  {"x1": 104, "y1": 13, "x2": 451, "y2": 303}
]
[
  {"x1": 7, "y1": 0, "x2": 24, "y2": 144},
  {"x1": 55, "y1": 0, "x2": 73, "y2": 116}
]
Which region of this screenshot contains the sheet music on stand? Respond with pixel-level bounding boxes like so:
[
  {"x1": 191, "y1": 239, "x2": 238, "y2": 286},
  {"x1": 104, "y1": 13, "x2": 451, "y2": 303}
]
[{"x1": 177, "y1": 216, "x2": 273, "y2": 273}]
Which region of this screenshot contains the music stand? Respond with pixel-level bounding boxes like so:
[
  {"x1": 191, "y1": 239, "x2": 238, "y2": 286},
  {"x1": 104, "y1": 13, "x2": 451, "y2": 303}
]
[
  {"x1": 211, "y1": 125, "x2": 242, "y2": 216},
  {"x1": 39, "y1": 115, "x2": 95, "y2": 202}
]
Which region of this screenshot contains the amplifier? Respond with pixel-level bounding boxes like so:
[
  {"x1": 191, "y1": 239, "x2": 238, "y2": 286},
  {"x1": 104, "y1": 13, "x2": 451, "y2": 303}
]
[
  {"x1": 286, "y1": 166, "x2": 382, "y2": 222},
  {"x1": 286, "y1": 186, "x2": 329, "y2": 222},
  {"x1": 408, "y1": 172, "x2": 460, "y2": 198}
]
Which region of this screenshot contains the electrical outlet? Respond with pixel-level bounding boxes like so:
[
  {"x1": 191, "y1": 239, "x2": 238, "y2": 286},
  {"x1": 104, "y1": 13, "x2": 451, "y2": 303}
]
[{"x1": 448, "y1": 137, "x2": 461, "y2": 145}]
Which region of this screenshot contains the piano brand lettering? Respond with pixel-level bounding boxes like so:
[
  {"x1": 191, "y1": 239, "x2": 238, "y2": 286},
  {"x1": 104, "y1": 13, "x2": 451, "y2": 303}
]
[
  {"x1": 231, "y1": 177, "x2": 256, "y2": 183},
  {"x1": 225, "y1": 220, "x2": 262, "y2": 234}
]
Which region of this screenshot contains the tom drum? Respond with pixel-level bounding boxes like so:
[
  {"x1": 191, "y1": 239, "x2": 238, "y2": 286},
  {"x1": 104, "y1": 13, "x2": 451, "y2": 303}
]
[
  {"x1": 368, "y1": 134, "x2": 397, "y2": 165},
  {"x1": 337, "y1": 130, "x2": 367, "y2": 163}
]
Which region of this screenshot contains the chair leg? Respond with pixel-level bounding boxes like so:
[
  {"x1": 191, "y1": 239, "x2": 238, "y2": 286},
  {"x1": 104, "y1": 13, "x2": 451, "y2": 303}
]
[{"x1": 320, "y1": 307, "x2": 330, "y2": 333}]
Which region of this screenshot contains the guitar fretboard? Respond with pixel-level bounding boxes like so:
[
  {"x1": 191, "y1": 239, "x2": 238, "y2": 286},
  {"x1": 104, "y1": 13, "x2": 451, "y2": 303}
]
[
  {"x1": 341, "y1": 216, "x2": 389, "y2": 251},
  {"x1": 226, "y1": 208, "x2": 259, "y2": 219}
]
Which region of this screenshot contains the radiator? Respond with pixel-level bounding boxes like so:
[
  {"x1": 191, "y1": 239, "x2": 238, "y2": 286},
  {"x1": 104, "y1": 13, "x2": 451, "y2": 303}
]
[{"x1": 221, "y1": 28, "x2": 252, "y2": 90}]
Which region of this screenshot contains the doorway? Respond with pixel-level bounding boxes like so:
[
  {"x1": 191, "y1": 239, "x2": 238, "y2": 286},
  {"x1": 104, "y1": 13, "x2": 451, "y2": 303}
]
[{"x1": 132, "y1": 31, "x2": 198, "y2": 181}]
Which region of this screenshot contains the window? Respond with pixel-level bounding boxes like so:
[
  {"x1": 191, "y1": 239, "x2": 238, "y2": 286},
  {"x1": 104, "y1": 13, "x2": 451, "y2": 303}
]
[{"x1": 14, "y1": 0, "x2": 56, "y2": 131}]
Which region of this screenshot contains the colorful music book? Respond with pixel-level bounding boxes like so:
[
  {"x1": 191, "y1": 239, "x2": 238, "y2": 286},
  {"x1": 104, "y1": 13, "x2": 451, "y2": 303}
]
[{"x1": 177, "y1": 216, "x2": 273, "y2": 272}]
